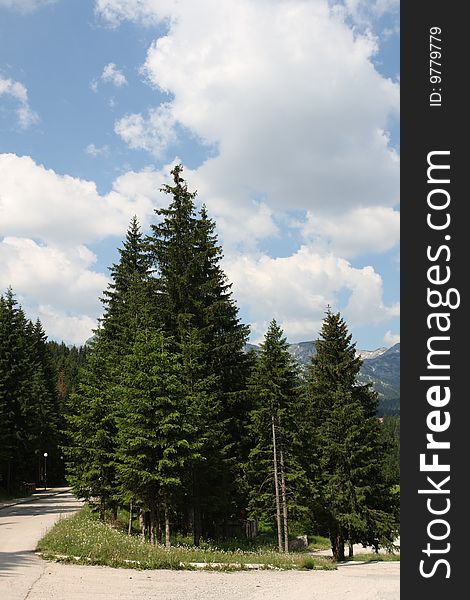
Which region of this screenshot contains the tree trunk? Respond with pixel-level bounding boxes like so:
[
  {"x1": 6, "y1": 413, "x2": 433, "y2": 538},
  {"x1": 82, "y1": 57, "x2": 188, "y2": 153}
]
[
  {"x1": 165, "y1": 506, "x2": 171, "y2": 548},
  {"x1": 99, "y1": 501, "x2": 106, "y2": 522},
  {"x1": 193, "y1": 500, "x2": 202, "y2": 547},
  {"x1": 279, "y1": 441, "x2": 289, "y2": 553},
  {"x1": 150, "y1": 508, "x2": 156, "y2": 545},
  {"x1": 348, "y1": 541, "x2": 354, "y2": 558},
  {"x1": 128, "y1": 501, "x2": 133, "y2": 535},
  {"x1": 271, "y1": 414, "x2": 283, "y2": 552},
  {"x1": 157, "y1": 507, "x2": 163, "y2": 545},
  {"x1": 331, "y1": 532, "x2": 345, "y2": 561},
  {"x1": 139, "y1": 510, "x2": 145, "y2": 540}
]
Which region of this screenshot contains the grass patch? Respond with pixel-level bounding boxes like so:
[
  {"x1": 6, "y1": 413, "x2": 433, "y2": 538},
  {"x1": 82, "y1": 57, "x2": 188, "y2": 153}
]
[
  {"x1": 37, "y1": 506, "x2": 336, "y2": 572},
  {"x1": 307, "y1": 535, "x2": 331, "y2": 551},
  {"x1": 348, "y1": 552, "x2": 400, "y2": 563}
]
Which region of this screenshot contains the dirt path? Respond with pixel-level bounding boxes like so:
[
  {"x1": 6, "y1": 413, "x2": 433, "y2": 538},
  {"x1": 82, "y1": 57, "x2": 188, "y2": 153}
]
[
  {"x1": 0, "y1": 490, "x2": 82, "y2": 600},
  {"x1": 0, "y1": 492, "x2": 399, "y2": 599},
  {"x1": 22, "y1": 561, "x2": 399, "y2": 600}
]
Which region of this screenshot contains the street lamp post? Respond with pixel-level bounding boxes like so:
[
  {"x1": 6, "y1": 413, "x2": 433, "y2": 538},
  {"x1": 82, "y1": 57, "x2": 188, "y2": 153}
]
[{"x1": 43, "y1": 452, "x2": 48, "y2": 491}]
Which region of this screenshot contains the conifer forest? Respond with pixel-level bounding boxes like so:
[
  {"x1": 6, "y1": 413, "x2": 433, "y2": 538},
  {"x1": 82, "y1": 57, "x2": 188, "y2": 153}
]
[{"x1": 0, "y1": 166, "x2": 399, "y2": 560}]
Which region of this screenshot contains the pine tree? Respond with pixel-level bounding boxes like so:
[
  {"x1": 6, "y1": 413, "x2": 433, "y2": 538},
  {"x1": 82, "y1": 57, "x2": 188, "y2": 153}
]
[
  {"x1": 247, "y1": 320, "x2": 302, "y2": 552},
  {"x1": 1, "y1": 289, "x2": 62, "y2": 492},
  {"x1": 115, "y1": 328, "x2": 201, "y2": 546},
  {"x1": 100, "y1": 216, "x2": 153, "y2": 351},
  {"x1": 304, "y1": 309, "x2": 398, "y2": 560},
  {"x1": 0, "y1": 290, "x2": 20, "y2": 493},
  {"x1": 64, "y1": 337, "x2": 118, "y2": 519},
  {"x1": 148, "y1": 165, "x2": 250, "y2": 543},
  {"x1": 64, "y1": 217, "x2": 153, "y2": 517}
]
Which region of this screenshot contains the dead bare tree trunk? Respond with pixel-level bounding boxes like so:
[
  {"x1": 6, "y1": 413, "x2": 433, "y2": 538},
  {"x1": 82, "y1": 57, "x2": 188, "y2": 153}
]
[
  {"x1": 139, "y1": 510, "x2": 146, "y2": 541},
  {"x1": 271, "y1": 414, "x2": 283, "y2": 552},
  {"x1": 150, "y1": 508, "x2": 156, "y2": 545},
  {"x1": 279, "y1": 440, "x2": 289, "y2": 553},
  {"x1": 157, "y1": 507, "x2": 162, "y2": 545},
  {"x1": 128, "y1": 501, "x2": 133, "y2": 535},
  {"x1": 165, "y1": 506, "x2": 171, "y2": 548}
]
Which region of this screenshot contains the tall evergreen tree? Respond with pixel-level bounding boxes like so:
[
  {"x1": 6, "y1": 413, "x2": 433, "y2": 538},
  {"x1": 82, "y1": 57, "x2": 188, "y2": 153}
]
[
  {"x1": 304, "y1": 309, "x2": 398, "y2": 560},
  {"x1": 1, "y1": 289, "x2": 61, "y2": 493},
  {"x1": 148, "y1": 165, "x2": 250, "y2": 542},
  {"x1": 100, "y1": 215, "x2": 153, "y2": 351},
  {"x1": 64, "y1": 337, "x2": 118, "y2": 519},
  {"x1": 116, "y1": 328, "x2": 201, "y2": 546},
  {"x1": 247, "y1": 320, "x2": 302, "y2": 552},
  {"x1": 65, "y1": 217, "x2": 151, "y2": 516}
]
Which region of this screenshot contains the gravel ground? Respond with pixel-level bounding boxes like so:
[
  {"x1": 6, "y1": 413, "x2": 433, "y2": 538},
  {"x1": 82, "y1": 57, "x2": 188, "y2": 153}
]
[
  {"x1": 25, "y1": 560, "x2": 399, "y2": 600},
  {"x1": 0, "y1": 491, "x2": 399, "y2": 600}
]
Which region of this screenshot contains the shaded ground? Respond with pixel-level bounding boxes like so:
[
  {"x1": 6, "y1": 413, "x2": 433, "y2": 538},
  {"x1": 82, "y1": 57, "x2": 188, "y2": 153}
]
[
  {"x1": 0, "y1": 491, "x2": 399, "y2": 599},
  {"x1": 0, "y1": 490, "x2": 82, "y2": 600},
  {"x1": 22, "y1": 561, "x2": 399, "y2": 600}
]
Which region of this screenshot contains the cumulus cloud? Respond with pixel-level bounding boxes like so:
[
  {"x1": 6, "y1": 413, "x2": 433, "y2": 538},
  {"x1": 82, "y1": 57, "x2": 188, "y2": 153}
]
[
  {"x1": 384, "y1": 330, "x2": 400, "y2": 346},
  {"x1": 0, "y1": 0, "x2": 57, "y2": 13},
  {"x1": 91, "y1": 62, "x2": 127, "y2": 92},
  {"x1": 0, "y1": 237, "x2": 109, "y2": 345},
  {"x1": 0, "y1": 237, "x2": 108, "y2": 314},
  {"x1": 224, "y1": 246, "x2": 399, "y2": 343},
  {"x1": 101, "y1": 62, "x2": 127, "y2": 87},
  {"x1": 0, "y1": 154, "x2": 155, "y2": 245},
  {"x1": 114, "y1": 103, "x2": 178, "y2": 158},
  {"x1": 338, "y1": 0, "x2": 400, "y2": 28},
  {"x1": 0, "y1": 154, "x2": 163, "y2": 345},
  {"x1": 85, "y1": 143, "x2": 110, "y2": 157},
  {"x1": 0, "y1": 76, "x2": 39, "y2": 128},
  {"x1": 105, "y1": 0, "x2": 399, "y2": 253},
  {"x1": 300, "y1": 206, "x2": 399, "y2": 258}
]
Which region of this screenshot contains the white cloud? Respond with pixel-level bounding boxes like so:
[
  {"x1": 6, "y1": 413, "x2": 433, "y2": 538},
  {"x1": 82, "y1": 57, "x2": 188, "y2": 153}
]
[
  {"x1": 224, "y1": 246, "x2": 399, "y2": 343},
  {"x1": 0, "y1": 237, "x2": 109, "y2": 345},
  {"x1": 333, "y1": 0, "x2": 399, "y2": 30},
  {"x1": 114, "y1": 103, "x2": 177, "y2": 158},
  {"x1": 300, "y1": 206, "x2": 399, "y2": 258},
  {"x1": 0, "y1": 153, "x2": 162, "y2": 345},
  {"x1": 85, "y1": 143, "x2": 110, "y2": 157},
  {"x1": 0, "y1": 155, "x2": 211, "y2": 345},
  {"x1": 91, "y1": 62, "x2": 127, "y2": 92},
  {"x1": 0, "y1": 237, "x2": 108, "y2": 314},
  {"x1": 101, "y1": 62, "x2": 127, "y2": 87},
  {"x1": 36, "y1": 306, "x2": 98, "y2": 347},
  {"x1": 0, "y1": 0, "x2": 57, "y2": 13},
  {"x1": 107, "y1": 0, "x2": 399, "y2": 256},
  {"x1": 95, "y1": 0, "x2": 175, "y2": 26},
  {"x1": 0, "y1": 153, "x2": 154, "y2": 245},
  {"x1": 384, "y1": 330, "x2": 400, "y2": 346},
  {"x1": 0, "y1": 76, "x2": 39, "y2": 128}
]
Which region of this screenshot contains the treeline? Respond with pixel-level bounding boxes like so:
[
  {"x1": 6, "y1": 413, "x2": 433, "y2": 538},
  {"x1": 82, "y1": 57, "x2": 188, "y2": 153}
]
[
  {"x1": 0, "y1": 292, "x2": 86, "y2": 493},
  {"x1": 62, "y1": 166, "x2": 398, "y2": 559},
  {"x1": 0, "y1": 165, "x2": 399, "y2": 558}
]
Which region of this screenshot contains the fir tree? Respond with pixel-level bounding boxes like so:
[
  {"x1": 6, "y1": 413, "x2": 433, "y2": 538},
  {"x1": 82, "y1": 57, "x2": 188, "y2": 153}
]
[
  {"x1": 115, "y1": 328, "x2": 201, "y2": 546},
  {"x1": 64, "y1": 337, "x2": 118, "y2": 519},
  {"x1": 64, "y1": 217, "x2": 153, "y2": 517},
  {"x1": 1, "y1": 289, "x2": 62, "y2": 492},
  {"x1": 100, "y1": 215, "x2": 153, "y2": 351},
  {"x1": 148, "y1": 165, "x2": 250, "y2": 543},
  {"x1": 304, "y1": 309, "x2": 398, "y2": 559},
  {"x1": 247, "y1": 320, "x2": 302, "y2": 552}
]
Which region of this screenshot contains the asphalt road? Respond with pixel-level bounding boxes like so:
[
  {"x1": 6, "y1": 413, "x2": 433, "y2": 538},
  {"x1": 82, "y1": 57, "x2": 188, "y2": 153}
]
[
  {"x1": 0, "y1": 492, "x2": 399, "y2": 599},
  {"x1": 0, "y1": 490, "x2": 82, "y2": 600}
]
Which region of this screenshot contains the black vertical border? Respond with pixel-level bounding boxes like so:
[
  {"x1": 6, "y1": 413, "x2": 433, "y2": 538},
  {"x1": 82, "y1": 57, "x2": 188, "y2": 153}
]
[{"x1": 401, "y1": 3, "x2": 467, "y2": 598}]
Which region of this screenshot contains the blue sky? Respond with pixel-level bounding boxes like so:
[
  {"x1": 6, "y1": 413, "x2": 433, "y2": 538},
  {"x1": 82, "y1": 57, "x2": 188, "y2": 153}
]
[{"x1": 0, "y1": 0, "x2": 399, "y2": 349}]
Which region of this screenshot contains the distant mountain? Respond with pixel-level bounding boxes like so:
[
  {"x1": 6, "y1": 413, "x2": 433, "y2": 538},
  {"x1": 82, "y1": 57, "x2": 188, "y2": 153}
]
[{"x1": 244, "y1": 341, "x2": 400, "y2": 416}]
